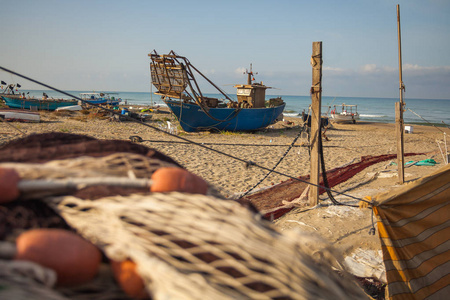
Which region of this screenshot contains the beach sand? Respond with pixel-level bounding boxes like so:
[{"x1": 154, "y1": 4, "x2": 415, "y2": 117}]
[{"x1": 1, "y1": 106, "x2": 448, "y2": 269}]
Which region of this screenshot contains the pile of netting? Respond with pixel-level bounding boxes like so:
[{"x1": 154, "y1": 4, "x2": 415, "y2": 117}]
[
  {"x1": 239, "y1": 153, "x2": 424, "y2": 220},
  {"x1": 0, "y1": 133, "x2": 368, "y2": 299}
]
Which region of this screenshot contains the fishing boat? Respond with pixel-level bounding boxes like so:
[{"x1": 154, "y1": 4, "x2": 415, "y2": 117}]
[
  {"x1": 330, "y1": 104, "x2": 360, "y2": 124},
  {"x1": 55, "y1": 105, "x2": 82, "y2": 111},
  {"x1": 149, "y1": 50, "x2": 285, "y2": 132},
  {"x1": 0, "y1": 109, "x2": 40, "y2": 122},
  {"x1": 1, "y1": 94, "x2": 78, "y2": 111},
  {"x1": 80, "y1": 92, "x2": 121, "y2": 105}
]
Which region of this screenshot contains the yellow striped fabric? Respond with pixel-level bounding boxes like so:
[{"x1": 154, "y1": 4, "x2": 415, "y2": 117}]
[{"x1": 373, "y1": 164, "x2": 450, "y2": 300}]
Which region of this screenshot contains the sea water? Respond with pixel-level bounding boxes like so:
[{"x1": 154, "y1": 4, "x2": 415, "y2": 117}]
[{"x1": 18, "y1": 90, "x2": 450, "y2": 127}]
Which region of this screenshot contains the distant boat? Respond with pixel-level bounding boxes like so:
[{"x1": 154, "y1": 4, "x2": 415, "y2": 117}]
[
  {"x1": 1, "y1": 94, "x2": 78, "y2": 111},
  {"x1": 330, "y1": 104, "x2": 360, "y2": 124},
  {"x1": 0, "y1": 109, "x2": 40, "y2": 122},
  {"x1": 149, "y1": 50, "x2": 285, "y2": 132},
  {"x1": 80, "y1": 92, "x2": 121, "y2": 105},
  {"x1": 55, "y1": 105, "x2": 82, "y2": 111}
]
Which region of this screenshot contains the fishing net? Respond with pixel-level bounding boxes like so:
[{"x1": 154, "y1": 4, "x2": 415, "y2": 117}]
[
  {"x1": 240, "y1": 153, "x2": 424, "y2": 220},
  {"x1": 0, "y1": 133, "x2": 368, "y2": 299},
  {"x1": 44, "y1": 192, "x2": 367, "y2": 299}
]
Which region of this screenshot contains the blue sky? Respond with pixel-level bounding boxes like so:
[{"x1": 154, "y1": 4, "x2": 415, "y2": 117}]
[{"x1": 1, "y1": 0, "x2": 449, "y2": 99}]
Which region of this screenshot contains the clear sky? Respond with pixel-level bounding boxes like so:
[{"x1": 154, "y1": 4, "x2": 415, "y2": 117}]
[{"x1": 1, "y1": 0, "x2": 449, "y2": 99}]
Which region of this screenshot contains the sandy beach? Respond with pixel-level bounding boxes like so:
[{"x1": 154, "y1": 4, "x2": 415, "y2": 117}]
[{"x1": 1, "y1": 106, "x2": 448, "y2": 271}]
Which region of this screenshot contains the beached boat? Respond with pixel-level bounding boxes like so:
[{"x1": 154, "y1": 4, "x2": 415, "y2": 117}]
[
  {"x1": 80, "y1": 92, "x2": 121, "y2": 105},
  {"x1": 330, "y1": 104, "x2": 360, "y2": 124},
  {"x1": 0, "y1": 109, "x2": 40, "y2": 122},
  {"x1": 149, "y1": 50, "x2": 285, "y2": 132},
  {"x1": 1, "y1": 94, "x2": 78, "y2": 111},
  {"x1": 55, "y1": 105, "x2": 83, "y2": 111}
]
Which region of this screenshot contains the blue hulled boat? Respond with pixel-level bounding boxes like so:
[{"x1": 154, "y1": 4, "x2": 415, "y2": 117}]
[
  {"x1": 1, "y1": 94, "x2": 78, "y2": 111},
  {"x1": 80, "y1": 93, "x2": 121, "y2": 105},
  {"x1": 149, "y1": 50, "x2": 285, "y2": 132},
  {"x1": 165, "y1": 99, "x2": 285, "y2": 132}
]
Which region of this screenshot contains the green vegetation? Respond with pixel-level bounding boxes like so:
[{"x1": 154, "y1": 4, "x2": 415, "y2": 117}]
[{"x1": 220, "y1": 130, "x2": 243, "y2": 136}]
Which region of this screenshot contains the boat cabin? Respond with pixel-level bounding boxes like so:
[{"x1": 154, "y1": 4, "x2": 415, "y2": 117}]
[
  {"x1": 80, "y1": 93, "x2": 103, "y2": 101},
  {"x1": 234, "y1": 83, "x2": 267, "y2": 108}
]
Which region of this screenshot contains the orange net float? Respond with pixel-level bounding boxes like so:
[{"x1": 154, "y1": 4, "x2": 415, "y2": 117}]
[
  {"x1": 14, "y1": 228, "x2": 102, "y2": 286},
  {"x1": 111, "y1": 259, "x2": 149, "y2": 300},
  {"x1": 150, "y1": 167, "x2": 208, "y2": 195},
  {"x1": 0, "y1": 167, "x2": 21, "y2": 204}
]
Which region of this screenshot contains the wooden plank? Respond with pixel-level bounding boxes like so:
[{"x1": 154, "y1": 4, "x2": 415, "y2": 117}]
[{"x1": 309, "y1": 41, "x2": 322, "y2": 206}]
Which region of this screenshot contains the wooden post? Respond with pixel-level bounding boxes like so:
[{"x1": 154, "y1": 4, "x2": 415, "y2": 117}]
[
  {"x1": 396, "y1": 4, "x2": 405, "y2": 184},
  {"x1": 309, "y1": 41, "x2": 322, "y2": 206},
  {"x1": 396, "y1": 102, "x2": 405, "y2": 182}
]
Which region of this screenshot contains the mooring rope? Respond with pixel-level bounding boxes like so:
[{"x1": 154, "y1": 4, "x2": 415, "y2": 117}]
[
  {"x1": 240, "y1": 123, "x2": 307, "y2": 197},
  {"x1": 128, "y1": 136, "x2": 306, "y2": 147},
  {"x1": 407, "y1": 108, "x2": 445, "y2": 133},
  {"x1": 0, "y1": 66, "x2": 371, "y2": 205},
  {"x1": 318, "y1": 122, "x2": 359, "y2": 208}
]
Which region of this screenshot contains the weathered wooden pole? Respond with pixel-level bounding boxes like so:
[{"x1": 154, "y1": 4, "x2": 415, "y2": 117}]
[
  {"x1": 309, "y1": 41, "x2": 322, "y2": 206},
  {"x1": 396, "y1": 4, "x2": 405, "y2": 183}
]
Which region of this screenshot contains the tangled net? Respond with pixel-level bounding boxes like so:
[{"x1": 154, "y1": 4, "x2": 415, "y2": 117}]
[{"x1": 0, "y1": 133, "x2": 368, "y2": 299}]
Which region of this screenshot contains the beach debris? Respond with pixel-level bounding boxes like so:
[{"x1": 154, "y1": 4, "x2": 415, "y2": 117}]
[
  {"x1": 321, "y1": 205, "x2": 363, "y2": 218},
  {"x1": 156, "y1": 120, "x2": 177, "y2": 134},
  {"x1": 344, "y1": 248, "x2": 386, "y2": 283},
  {"x1": 285, "y1": 220, "x2": 317, "y2": 231},
  {"x1": 436, "y1": 137, "x2": 449, "y2": 165},
  {"x1": 415, "y1": 158, "x2": 437, "y2": 166},
  {"x1": 129, "y1": 135, "x2": 144, "y2": 143}
]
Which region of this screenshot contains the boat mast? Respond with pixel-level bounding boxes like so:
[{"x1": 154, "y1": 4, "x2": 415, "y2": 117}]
[
  {"x1": 397, "y1": 5, "x2": 405, "y2": 106},
  {"x1": 245, "y1": 64, "x2": 257, "y2": 85}
]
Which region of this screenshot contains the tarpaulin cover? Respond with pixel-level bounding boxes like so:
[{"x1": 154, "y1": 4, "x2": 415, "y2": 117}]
[{"x1": 373, "y1": 163, "x2": 450, "y2": 300}]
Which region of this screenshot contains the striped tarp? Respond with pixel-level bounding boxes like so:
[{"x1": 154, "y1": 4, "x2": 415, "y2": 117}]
[{"x1": 373, "y1": 164, "x2": 450, "y2": 300}]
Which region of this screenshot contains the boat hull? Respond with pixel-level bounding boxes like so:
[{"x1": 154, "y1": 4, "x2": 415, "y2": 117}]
[
  {"x1": 0, "y1": 109, "x2": 40, "y2": 122},
  {"x1": 1, "y1": 95, "x2": 78, "y2": 111},
  {"x1": 330, "y1": 113, "x2": 360, "y2": 124},
  {"x1": 165, "y1": 100, "x2": 285, "y2": 132},
  {"x1": 84, "y1": 99, "x2": 120, "y2": 105},
  {"x1": 55, "y1": 105, "x2": 83, "y2": 111}
]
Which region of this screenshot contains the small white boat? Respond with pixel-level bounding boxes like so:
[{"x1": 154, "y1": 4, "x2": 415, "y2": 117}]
[
  {"x1": 0, "y1": 109, "x2": 40, "y2": 122},
  {"x1": 55, "y1": 105, "x2": 82, "y2": 111},
  {"x1": 330, "y1": 104, "x2": 359, "y2": 124}
]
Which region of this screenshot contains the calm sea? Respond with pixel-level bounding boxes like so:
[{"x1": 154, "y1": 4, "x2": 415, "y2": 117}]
[{"x1": 19, "y1": 90, "x2": 450, "y2": 127}]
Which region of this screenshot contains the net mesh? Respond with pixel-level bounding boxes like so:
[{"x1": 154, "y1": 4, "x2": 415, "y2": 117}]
[
  {"x1": 0, "y1": 133, "x2": 367, "y2": 299},
  {"x1": 43, "y1": 192, "x2": 366, "y2": 299},
  {"x1": 2, "y1": 152, "x2": 178, "y2": 180}
]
